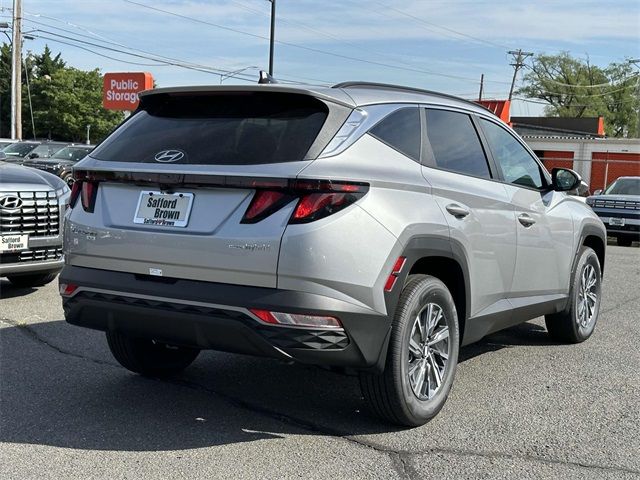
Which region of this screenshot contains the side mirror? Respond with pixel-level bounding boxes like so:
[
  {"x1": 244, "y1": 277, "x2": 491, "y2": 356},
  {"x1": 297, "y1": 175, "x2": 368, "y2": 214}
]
[
  {"x1": 0, "y1": 151, "x2": 6, "y2": 160},
  {"x1": 551, "y1": 167, "x2": 581, "y2": 192},
  {"x1": 28, "y1": 152, "x2": 39, "y2": 159},
  {"x1": 594, "y1": 189, "x2": 603, "y2": 195}
]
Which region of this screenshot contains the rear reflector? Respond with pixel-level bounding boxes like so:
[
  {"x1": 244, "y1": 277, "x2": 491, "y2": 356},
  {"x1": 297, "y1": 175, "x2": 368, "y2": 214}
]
[
  {"x1": 384, "y1": 256, "x2": 407, "y2": 292},
  {"x1": 249, "y1": 309, "x2": 342, "y2": 329},
  {"x1": 59, "y1": 283, "x2": 78, "y2": 296}
]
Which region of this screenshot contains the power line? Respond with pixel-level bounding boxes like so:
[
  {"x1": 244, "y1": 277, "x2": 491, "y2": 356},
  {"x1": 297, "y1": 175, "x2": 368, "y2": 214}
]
[
  {"x1": 122, "y1": 0, "x2": 502, "y2": 85},
  {"x1": 28, "y1": 34, "x2": 168, "y2": 67},
  {"x1": 370, "y1": 0, "x2": 511, "y2": 51}
]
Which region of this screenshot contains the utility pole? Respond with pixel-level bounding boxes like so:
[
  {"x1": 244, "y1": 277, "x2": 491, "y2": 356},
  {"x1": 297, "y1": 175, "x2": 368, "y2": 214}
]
[
  {"x1": 628, "y1": 59, "x2": 640, "y2": 138},
  {"x1": 268, "y1": 0, "x2": 276, "y2": 76},
  {"x1": 507, "y1": 49, "x2": 533, "y2": 102},
  {"x1": 10, "y1": 0, "x2": 22, "y2": 140},
  {"x1": 478, "y1": 74, "x2": 484, "y2": 101}
]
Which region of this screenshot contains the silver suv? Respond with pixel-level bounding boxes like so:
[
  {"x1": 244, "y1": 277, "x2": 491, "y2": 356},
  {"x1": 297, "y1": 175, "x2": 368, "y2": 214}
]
[
  {"x1": 60, "y1": 83, "x2": 606, "y2": 426},
  {"x1": 1, "y1": 157, "x2": 69, "y2": 286}
]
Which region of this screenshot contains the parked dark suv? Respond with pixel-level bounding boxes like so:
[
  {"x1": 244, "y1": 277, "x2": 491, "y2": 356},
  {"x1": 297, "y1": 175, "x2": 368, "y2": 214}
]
[
  {"x1": 20, "y1": 145, "x2": 94, "y2": 187},
  {"x1": 60, "y1": 83, "x2": 606, "y2": 426},
  {"x1": 587, "y1": 176, "x2": 639, "y2": 246}
]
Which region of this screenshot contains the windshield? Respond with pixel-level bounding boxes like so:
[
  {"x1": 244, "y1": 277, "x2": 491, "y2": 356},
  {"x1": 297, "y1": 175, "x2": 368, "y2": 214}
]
[
  {"x1": 2, "y1": 142, "x2": 38, "y2": 156},
  {"x1": 52, "y1": 147, "x2": 92, "y2": 162},
  {"x1": 603, "y1": 178, "x2": 640, "y2": 195}
]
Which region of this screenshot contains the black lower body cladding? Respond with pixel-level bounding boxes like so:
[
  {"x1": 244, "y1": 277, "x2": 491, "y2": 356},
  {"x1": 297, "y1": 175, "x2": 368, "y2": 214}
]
[{"x1": 60, "y1": 265, "x2": 391, "y2": 369}]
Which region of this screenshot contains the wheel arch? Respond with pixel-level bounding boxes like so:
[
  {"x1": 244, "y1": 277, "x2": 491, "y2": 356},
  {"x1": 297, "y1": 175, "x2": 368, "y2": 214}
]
[
  {"x1": 579, "y1": 224, "x2": 606, "y2": 275},
  {"x1": 385, "y1": 235, "x2": 470, "y2": 346}
]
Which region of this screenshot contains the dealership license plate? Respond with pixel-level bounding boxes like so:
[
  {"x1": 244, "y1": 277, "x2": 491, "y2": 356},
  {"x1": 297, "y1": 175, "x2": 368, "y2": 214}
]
[
  {"x1": 0, "y1": 234, "x2": 29, "y2": 252},
  {"x1": 133, "y1": 191, "x2": 194, "y2": 227},
  {"x1": 609, "y1": 217, "x2": 625, "y2": 227}
]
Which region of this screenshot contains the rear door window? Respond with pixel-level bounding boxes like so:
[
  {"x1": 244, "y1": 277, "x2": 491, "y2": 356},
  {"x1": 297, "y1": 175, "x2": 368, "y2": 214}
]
[
  {"x1": 369, "y1": 107, "x2": 421, "y2": 161},
  {"x1": 90, "y1": 92, "x2": 328, "y2": 165},
  {"x1": 424, "y1": 109, "x2": 491, "y2": 178}
]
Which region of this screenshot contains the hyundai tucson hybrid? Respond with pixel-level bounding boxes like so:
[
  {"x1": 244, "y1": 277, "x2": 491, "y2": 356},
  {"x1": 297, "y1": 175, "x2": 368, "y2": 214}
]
[{"x1": 60, "y1": 83, "x2": 606, "y2": 426}]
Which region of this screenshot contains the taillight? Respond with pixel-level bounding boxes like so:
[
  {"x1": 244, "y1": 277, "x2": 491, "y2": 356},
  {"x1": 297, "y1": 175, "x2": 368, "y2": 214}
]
[
  {"x1": 249, "y1": 309, "x2": 343, "y2": 329},
  {"x1": 240, "y1": 179, "x2": 368, "y2": 224},
  {"x1": 69, "y1": 180, "x2": 82, "y2": 207},
  {"x1": 80, "y1": 181, "x2": 98, "y2": 212},
  {"x1": 242, "y1": 190, "x2": 294, "y2": 224}
]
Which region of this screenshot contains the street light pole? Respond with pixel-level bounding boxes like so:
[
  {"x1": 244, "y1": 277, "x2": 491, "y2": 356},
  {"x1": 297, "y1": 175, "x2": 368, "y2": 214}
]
[
  {"x1": 268, "y1": 0, "x2": 275, "y2": 76},
  {"x1": 10, "y1": 0, "x2": 23, "y2": 140}
]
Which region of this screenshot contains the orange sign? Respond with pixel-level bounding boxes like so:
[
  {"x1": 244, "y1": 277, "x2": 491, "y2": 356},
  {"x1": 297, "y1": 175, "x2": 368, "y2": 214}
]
[{"x1": 103, "y1": 72, "x2": 154, "y2": 110}]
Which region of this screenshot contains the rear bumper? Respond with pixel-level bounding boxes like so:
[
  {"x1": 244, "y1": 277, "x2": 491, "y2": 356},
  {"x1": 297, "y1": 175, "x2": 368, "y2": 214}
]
[{"x1": 60, "y1": 265, "x2": 392, "y2": 370}]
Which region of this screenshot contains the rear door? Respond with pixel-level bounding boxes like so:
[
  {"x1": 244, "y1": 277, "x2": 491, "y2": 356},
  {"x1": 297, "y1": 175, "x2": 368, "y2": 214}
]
[
  {"x1": 477, "y1": 117, "x2": 575, "y2": 297},
  {"x1": 421, "y1": 108, "x2": 517, "y2": 319},
  {"x1": 65, "y1": 91, "x2": 343, "y2": 288}
]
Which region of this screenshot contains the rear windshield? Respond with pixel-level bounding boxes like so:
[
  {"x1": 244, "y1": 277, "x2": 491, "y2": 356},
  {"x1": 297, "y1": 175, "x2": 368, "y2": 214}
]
[{"x1": 91, "y1": 92, "x2": 328, "y2": 165}]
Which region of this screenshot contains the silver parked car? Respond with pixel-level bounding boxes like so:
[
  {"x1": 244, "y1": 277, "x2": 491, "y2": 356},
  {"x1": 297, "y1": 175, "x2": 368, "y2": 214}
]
[
  {"x1": 1, "y1": 152, "x2": 70, "y2": 286},
  {"x1": 59, "y1": 83, "x2": 606, "y2": 426}
]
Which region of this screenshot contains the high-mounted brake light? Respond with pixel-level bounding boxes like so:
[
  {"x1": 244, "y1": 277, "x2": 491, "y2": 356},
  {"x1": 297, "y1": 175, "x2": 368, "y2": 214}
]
[{"x1": 249, "y1": 308, "x2": 343, "y2": 329}]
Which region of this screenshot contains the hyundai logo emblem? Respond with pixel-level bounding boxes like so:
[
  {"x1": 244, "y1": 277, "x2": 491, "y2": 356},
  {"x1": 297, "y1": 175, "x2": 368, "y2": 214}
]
[
  {"x1": 0, "y1": 195, "x2": 23, "y2": 210},
  {"x1": 154, "y1": 149, "x2": 185, "y2": 163}
]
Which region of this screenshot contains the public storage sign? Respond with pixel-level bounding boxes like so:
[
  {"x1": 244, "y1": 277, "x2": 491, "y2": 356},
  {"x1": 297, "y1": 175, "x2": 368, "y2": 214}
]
[{"x1": 103, "y1": 72, "x2": 154, "y2": 110}]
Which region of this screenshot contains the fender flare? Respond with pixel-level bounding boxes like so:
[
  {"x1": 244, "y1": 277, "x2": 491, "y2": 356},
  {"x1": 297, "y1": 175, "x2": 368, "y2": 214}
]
[{"x1": 370, "y1": 234, "x2": 471, "y2": 372}]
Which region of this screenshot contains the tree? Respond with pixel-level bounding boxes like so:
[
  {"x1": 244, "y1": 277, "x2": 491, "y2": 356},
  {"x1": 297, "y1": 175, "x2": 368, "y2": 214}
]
[
  {"x1": 518, "y1": 53, "x2": 639, "y2": 137},
  {"x1": 28, "y1": 65, "x2": 123, "y2": 142},
  {"x1": 0, "y1": 43, "x2": 124, "y2": 142}
]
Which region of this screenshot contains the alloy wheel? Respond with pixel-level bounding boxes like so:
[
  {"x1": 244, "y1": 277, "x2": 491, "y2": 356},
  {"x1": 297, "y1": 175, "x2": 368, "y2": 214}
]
[
  {"x1": 407, "y1": 303, "x2": 451, "y2": 400},
  {"x1": 577, "y1": 263, "x2": 598, "y2": 328}
]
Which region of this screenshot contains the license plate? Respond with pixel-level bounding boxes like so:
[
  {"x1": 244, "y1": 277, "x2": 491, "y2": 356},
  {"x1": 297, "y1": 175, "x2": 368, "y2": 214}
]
[
  {"x1": 133, "y1": 191, "x2": 194, "y2": 228},
  {"x1": 0, "y1": 234, "x2": 29, "y2": 252},
  {"x1": 609, "y1": 217, "x2": 625, "y2": 227}
]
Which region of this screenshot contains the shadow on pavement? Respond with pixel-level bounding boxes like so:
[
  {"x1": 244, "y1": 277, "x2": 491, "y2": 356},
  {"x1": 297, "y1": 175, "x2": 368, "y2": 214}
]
[
  {"x1": 0, "y1": 317, "x2": 556, "y2": 452},
  {"x1": 0, "y1": 279, "x2": 38, "y2": 299}
]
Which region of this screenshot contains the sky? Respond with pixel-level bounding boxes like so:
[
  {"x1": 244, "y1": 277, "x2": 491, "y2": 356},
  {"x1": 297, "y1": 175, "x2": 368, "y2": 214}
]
[{"x1": 1, "y1": 0, "x2": 639, "y2": 116}]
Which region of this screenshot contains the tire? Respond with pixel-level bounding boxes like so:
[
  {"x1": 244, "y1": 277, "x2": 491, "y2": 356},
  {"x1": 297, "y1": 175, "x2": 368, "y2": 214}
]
[
  {"x1": 106, "y1": 331, "x2": 200, "y2": 377},
  {"x1": 7, "y1": 272, "x2": 58, "y2": 287},
  {"x1": 545, "y1": 246, "x2": 602, "y2": 343},
  {"x1": 616, "y1": 236, "x2": 633, "y2": 247},
  {"x1": 359, "y1": 275, "x2": 460, "y2": 427}
]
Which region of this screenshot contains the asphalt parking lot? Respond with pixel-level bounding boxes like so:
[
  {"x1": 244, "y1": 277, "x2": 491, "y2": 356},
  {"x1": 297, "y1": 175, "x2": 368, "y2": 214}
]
[{"x1": 1, "y1": 245, "x2": 639, "y2": 480}]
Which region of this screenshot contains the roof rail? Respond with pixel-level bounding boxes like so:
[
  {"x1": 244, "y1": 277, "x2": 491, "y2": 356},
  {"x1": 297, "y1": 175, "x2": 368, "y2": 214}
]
[{"x1": 332, "y1": 81, "x2": 490, "y2": 112}]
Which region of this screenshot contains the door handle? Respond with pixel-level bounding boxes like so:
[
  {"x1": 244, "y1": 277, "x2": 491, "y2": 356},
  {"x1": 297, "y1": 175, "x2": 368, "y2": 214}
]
[
  {"x1": 518, "y1": 213, "x2": 536, "y2": 227},
  {"x1": 446, "y1": 204, "x2": 470, "y2": 219}
]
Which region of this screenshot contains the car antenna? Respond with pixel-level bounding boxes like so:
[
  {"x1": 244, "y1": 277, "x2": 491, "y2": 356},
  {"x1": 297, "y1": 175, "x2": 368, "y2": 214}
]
[{"x1": 258, "y1": 70, "x2": 278, "y2": 84}]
